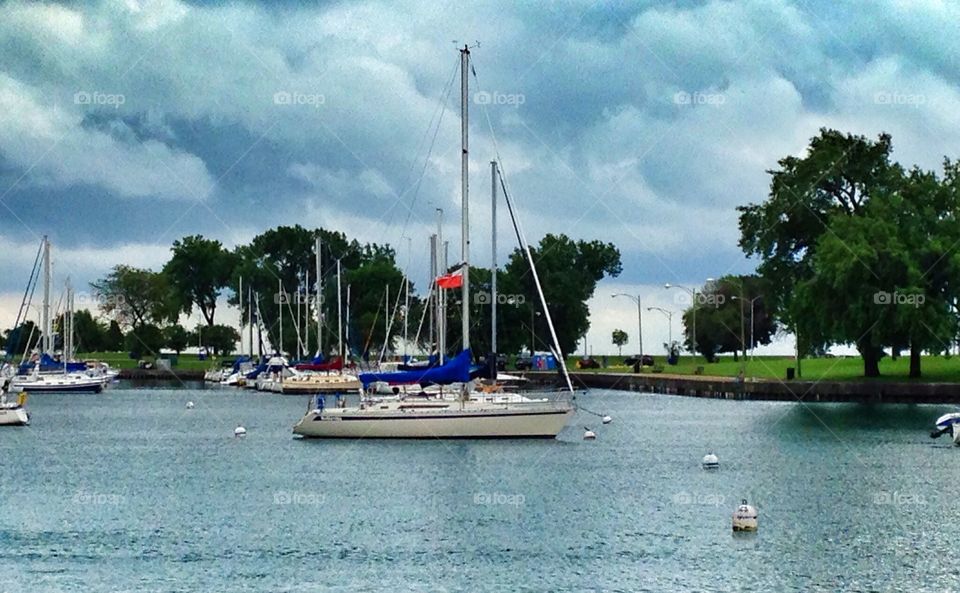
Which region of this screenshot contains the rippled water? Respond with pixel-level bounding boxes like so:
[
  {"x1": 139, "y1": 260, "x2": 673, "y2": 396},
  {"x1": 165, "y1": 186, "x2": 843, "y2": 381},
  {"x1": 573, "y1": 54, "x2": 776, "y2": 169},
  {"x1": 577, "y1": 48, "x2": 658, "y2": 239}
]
[{"x1": 0, "y1": 384, "x2": 957, "y2": 592}]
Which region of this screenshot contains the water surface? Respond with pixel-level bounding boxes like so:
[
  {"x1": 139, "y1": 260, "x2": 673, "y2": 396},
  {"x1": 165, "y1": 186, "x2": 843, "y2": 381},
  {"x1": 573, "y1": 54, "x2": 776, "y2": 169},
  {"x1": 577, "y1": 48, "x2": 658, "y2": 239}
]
[{"x1": 0, "y1": 385, "x2": 955, "y2": 592}]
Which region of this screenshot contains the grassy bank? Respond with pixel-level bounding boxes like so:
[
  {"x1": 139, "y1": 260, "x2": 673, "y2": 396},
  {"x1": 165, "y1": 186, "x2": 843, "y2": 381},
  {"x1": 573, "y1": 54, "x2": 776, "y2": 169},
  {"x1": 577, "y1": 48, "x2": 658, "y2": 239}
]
[{"x1": 565, "y1": 354, "x2": 960, "y2": 383}]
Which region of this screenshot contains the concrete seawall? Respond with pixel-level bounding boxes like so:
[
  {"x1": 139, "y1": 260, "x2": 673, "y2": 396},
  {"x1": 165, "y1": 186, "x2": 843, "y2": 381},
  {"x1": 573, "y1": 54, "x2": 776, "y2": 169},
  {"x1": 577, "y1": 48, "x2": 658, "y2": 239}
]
[
  {"x1": 118, "y1": 368, "x2": 206, "y2": 381},
  {"x1": 522, "y1": 370, "x2": 960, "y2": 404}
]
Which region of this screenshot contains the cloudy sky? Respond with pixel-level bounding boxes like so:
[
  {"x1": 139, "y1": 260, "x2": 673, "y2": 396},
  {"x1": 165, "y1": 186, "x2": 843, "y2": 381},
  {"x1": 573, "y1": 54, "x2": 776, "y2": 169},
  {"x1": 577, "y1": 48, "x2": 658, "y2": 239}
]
[{"x1": 1, "y1": 0, "x2": 957, "y2": 355}]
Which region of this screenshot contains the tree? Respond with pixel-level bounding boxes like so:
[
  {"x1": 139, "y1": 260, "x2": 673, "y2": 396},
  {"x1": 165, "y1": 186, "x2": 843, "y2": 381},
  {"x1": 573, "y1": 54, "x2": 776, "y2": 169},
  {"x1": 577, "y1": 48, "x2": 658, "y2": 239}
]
[
  {"x1": 67, "y1": 309, "x2": 105, "y2": 353},
  {"x1": 163, "y1": 324, "x2": 191, "y2": 354},
  {"x1": 680, "y1": 275, "x2": 777, "y2": 362},
  {"x1": 91, "y1": 265, "x2": 176, "y2": 330},
  {"x1": 467, "y1": 234, "x2": 621, "y2": 357},
  {"x1": 2, "y1": 321, "x2": 41, "y2": 357},
  {"x1": 791, "y1": 165, "x2": 959, "y2": 377},
  {"x1": 103, "y1": 320, "x2": 125, "y2": 351},
  {"x1": 611, "y1": 329, "x2": 628, "y2": 355},
  {"x1": 201, "y1": 324, "x2": 240, "y2": 356},
  {"x1": 163, "y1": 235, "x2": 237, "y2": 326},
  {"x1": 232, "y1": 225, "x2": 399, "y2": 357},
  {"x1": 738, "y1": 129, "x2": 901, "y2": 376},
  {"x1": 124, "y1": 323, "x2": 164, "y2": 359}
]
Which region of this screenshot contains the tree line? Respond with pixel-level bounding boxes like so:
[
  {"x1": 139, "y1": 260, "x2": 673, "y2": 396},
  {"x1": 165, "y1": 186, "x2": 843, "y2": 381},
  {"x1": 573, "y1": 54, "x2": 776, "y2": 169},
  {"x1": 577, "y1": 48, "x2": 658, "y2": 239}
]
[{"x1": 3, "y1": 226, "x2": 621, "y2": 362}]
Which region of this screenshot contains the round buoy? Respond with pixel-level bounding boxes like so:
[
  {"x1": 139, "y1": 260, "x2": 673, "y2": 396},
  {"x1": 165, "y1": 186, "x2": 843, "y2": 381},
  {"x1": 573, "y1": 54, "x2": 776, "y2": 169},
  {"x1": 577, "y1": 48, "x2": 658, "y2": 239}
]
[
  {"x1": 602, "y1": 415, "x2": 613, "y2": 424},
  {"x1": 702, "y1": 452, "x2": 719, "y2": 469},
  {"x1": 732, "y1": 499, "x2": 758, "y2": 532},
  {"x1": 186, "y1": 401, "x2": 195, "y2": 409},
  {"x1": 583, "y1": 428, "x2": 597, "y2": 440},
  {"x1": 234, "y1": 425, "x2": 247, "y2": 438}
]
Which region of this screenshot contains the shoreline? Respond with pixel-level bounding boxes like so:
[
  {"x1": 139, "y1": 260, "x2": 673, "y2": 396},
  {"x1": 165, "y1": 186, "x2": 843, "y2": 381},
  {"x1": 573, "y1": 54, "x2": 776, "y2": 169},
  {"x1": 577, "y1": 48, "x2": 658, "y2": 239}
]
[{"x1": 522, "y1": 370, "x2": 960, "y2": 404}]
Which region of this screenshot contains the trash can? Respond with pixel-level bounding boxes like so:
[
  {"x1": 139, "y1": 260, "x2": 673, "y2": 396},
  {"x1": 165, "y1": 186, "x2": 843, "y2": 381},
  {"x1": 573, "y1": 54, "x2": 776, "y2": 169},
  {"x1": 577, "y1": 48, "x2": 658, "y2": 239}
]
[{"x1": 786, "y1": 367, "x2": 795, "y2": 380}]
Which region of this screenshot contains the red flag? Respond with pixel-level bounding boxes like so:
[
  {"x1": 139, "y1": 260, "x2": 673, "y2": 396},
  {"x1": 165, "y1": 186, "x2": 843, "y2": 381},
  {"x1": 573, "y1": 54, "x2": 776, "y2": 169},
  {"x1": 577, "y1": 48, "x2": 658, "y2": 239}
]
[{"x1": 436, "y1": 267, "x2": 464, "y2": 289}]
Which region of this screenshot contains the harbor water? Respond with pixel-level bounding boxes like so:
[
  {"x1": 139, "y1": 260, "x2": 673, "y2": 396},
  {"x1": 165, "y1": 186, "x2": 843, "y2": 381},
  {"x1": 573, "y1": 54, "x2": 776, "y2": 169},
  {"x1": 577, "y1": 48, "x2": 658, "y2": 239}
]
[{"x1": 0, "y1": 385, "x2": 956, "y2": 592}]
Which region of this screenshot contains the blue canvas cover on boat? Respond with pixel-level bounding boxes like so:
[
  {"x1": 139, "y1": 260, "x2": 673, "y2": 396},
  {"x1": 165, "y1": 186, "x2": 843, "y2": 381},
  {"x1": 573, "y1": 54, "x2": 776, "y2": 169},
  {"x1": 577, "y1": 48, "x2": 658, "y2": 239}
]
[
  {"x1": 18, "y1": 353, "x2": 85, "y2": 375},
  {"x1": 359, "y1": 349, "x2": 472, "y2": 388}
]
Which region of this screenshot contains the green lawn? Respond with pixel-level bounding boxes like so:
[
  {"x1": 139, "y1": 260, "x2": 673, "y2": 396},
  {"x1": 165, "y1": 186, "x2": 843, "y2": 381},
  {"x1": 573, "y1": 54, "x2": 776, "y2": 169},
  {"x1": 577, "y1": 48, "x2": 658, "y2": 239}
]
[
  {"x1": 80, "y1": 352, "x2": 219, "y2": 371},
  {"x1": 565, "y1": 354, "x2": 960, "y2": 383}
]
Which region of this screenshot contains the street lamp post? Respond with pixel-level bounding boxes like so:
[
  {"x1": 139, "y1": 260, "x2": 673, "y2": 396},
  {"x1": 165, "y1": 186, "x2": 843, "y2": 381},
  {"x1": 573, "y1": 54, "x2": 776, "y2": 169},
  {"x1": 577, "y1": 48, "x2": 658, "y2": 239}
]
[
  {"x1": 646, "y1": 307, "x2": 674, "y2": 347},
  {"x1": 612, "y1": 293, "x2": 643, "y2": 361},
  {"x1": 732, "y1": 295, "x2": 762, "y2": 359},
  {"x1": 664, "y1": 279, "x2": 713, "y2": 362}
]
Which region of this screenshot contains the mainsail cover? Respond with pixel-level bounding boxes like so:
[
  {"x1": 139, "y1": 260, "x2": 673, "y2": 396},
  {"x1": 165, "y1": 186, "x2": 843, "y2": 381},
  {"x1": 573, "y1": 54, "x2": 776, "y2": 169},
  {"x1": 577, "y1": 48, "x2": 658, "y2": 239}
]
[{"x1": 359, "y1": 349, "x2": 471, "y2": 388}]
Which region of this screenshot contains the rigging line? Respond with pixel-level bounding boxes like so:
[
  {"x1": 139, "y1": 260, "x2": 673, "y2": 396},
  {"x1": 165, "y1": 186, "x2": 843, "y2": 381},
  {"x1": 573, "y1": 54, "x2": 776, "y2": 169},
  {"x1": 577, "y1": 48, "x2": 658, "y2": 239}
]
[
  {"x1": 472, "y1": 63, "x2": 576, "y2": 397},
  {"x1": 378, "y1": 277, "x2": 408, "y2": 364},
  {"x1": 395, "y1": 57, "x2": 460, "y2": 245},
  {"x1": 12, "y1": 239, "x2": 43, "y2": 338}
]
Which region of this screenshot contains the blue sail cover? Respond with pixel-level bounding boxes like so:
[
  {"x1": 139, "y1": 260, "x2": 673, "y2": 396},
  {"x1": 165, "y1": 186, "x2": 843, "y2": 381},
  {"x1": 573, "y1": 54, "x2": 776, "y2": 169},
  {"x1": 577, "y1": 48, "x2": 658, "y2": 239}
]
[
  {"x1": 359, "y1": 349, "x2": 472, "y2": 389},
  {"x1": 18, "y1": 353, "x2": 85, "y2": 375}
]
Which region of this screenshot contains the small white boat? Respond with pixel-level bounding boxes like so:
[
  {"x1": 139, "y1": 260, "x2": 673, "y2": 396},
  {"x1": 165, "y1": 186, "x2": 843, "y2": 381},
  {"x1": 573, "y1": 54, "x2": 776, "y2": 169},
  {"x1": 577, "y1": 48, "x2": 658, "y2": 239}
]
[
  {"x1": 0, "y1": 389, "x2": 29, "y2": 426},
  {"x1": 931, "y1": 412, "x2": 960, "y2": 444}
]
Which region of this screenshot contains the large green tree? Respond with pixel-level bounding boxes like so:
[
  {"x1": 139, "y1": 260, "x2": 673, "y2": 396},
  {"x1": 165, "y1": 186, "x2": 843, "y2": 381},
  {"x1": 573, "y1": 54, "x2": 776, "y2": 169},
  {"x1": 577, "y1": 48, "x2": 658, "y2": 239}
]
[
  {"x1": 738, "y1": 129, "x2": 901, "y2": 375},
  {"x1": 680, "y1": 275, "x2": 777, "y2": 362},
  {"x1": 456, "y1": 234, "x2": 621, "y2": 357},
  {"x1": 91, "y1": 265, "x2": 176, "y2": 330},
  {"x1": 163, "y1": 235, "x2": 237, "y2": 326}
]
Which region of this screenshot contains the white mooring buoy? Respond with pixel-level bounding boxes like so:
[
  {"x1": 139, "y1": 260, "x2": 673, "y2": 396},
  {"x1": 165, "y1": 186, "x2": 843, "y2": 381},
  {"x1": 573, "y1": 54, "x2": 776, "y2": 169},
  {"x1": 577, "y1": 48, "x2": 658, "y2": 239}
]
[
  {"x1": 602, "y1": 415, "x2": 613, "y2": 425},
  {"x1": 732, "y1": 499, "x2": 758, "y2": 532},
  {"x1": 702, "y1": 452, "x2": 720, "y2": 469},
  {"x1": 583, "y1": 428, "x2": 597, "y2": 440},
  {"x1": 186, "y1": 401, "x2": 195, "y2": 409},
  {"x1": 234, "y1": 425, "x2": 247, "y2": 438}
]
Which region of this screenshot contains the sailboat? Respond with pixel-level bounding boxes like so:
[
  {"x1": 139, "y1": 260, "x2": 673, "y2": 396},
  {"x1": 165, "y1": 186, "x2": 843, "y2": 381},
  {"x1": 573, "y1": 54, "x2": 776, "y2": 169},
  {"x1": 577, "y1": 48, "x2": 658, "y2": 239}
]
[
  {"x1": 0, "y1": 386, "x2": 29, "y2": 426},
  {"x1": 293, "y1": 46, "x2": 576, "y2": 439},
  {"x1": 7, "y1": 238, "x2": 103, "y2": 394}
]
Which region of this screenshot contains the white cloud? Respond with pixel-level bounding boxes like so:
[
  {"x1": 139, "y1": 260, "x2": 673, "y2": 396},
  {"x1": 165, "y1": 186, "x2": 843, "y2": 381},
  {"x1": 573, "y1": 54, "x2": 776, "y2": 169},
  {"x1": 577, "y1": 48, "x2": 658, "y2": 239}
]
[{"x1": 0, "y1": 74, "x2": 214, "y2": 201}]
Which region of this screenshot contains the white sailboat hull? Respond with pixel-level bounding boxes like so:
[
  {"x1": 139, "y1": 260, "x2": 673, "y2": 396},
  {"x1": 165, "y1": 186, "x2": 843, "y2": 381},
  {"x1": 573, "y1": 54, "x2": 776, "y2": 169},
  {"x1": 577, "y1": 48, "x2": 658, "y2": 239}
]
[
  {"x1": 0, "y1": 406, "x2": 29, "y2": 426},
  {"x1": 293, "y1": 403, "x2": 574, "y2": 439}
]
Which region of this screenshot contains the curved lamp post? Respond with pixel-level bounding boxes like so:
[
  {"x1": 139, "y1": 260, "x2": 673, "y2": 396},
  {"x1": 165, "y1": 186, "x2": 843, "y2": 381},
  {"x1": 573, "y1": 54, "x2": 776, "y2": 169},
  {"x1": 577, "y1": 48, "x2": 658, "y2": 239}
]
[{"x1": 612, "y1": 293, "x2": 642, "y2": 360}]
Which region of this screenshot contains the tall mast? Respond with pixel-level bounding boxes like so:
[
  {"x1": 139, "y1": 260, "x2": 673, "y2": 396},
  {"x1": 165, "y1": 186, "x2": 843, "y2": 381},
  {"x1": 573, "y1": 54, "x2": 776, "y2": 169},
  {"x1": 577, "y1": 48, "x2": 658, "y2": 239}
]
[
  {"x1": 460, "y1": 44, "x2": 471, "y2": 352},
  {"x1": 428, "y1": 234, "x2": 437, "y2": 358},
  {"x1": 278, "y1": 278, "x2": 283, "y2": 356},
  {"x1": 248, "y1": 286, "x2": 253, "y2": 358},
  {"x1": 384, "y1": 284, "x2": 390, "y2": 359},
  {"x1": 436, "y1": 209, "x2": 445, "y2": 365},
  {"x1": 239, "y1": 276, "x2": 244, "y2": 357},
  {"x1": 491, "y1": 160, "x2": 498, "y2": 358},
  {"x1": 315, "y1": 236, "x2": 322, "y2": 357},
  {"x1": 304, "y1": 267, "x2": 310, "y2": 357},
  {"x1": 336, "y1": 259, "x2": 343, "y2": 360},
  {"x1": 64, "y1": 277, "x2": 73, "y2": 365},
  {"x1": 42, "y1": 236, "x2": 51, "y2": 355}
]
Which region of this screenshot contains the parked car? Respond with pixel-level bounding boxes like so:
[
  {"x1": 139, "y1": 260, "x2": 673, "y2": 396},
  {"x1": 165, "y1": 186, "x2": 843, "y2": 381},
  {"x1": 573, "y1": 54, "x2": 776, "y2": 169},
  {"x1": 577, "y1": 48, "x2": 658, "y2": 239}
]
[
  {"x1": 577, "y1": 357, "x2": 600, "y2": 369},
  {"x1": 624, "y1": 354, "x2": 655, "y2": 367},
  {"x1": 514, "y1": 356, "x2": 534, "y2": 371}
]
